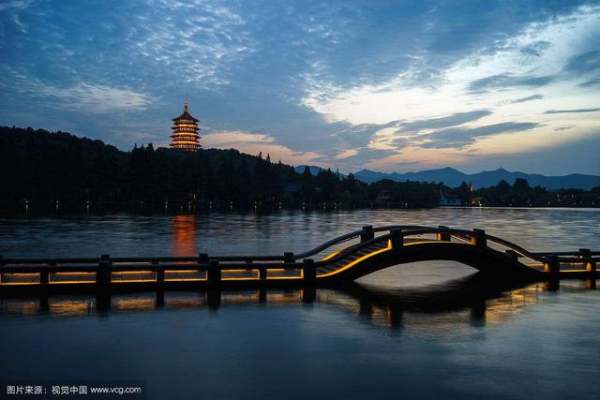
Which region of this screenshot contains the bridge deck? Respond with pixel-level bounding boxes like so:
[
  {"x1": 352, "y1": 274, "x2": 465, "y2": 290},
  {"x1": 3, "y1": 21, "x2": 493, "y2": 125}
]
[{"x1": 0, "y1": 225, "x2": 598, "y2": 293}]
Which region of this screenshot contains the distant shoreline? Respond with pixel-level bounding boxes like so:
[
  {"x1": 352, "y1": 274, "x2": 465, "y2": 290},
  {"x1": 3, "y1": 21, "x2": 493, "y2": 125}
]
[{"x1": 2, "y1": 205, "x2": 599, "y2": 218}]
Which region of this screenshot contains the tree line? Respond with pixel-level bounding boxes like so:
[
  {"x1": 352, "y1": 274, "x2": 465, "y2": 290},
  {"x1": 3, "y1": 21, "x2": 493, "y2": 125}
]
[
  {"x1": 0, "y1": 127, "x2": 444, "y2": 214},
  {"x1": 467, "y1": 179, "x2": 600, "y2": 207},
  {"x1": 1, "y1": 126, "x2": 598, "y2": 214}
]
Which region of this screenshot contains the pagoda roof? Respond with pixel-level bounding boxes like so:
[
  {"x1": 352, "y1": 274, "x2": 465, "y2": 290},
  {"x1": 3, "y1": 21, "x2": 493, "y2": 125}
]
[{"x1": 172, "y1": 103, "x2": 199, "y2": 122}]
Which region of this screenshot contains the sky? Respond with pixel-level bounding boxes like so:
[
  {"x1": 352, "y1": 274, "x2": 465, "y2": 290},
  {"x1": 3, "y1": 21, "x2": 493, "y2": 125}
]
[{"x1": 1, "y1": 0, "x2": 600, "y2": 175}]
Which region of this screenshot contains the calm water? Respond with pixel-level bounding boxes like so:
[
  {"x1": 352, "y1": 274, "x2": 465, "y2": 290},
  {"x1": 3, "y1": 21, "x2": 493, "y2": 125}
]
[{"x1": 1, "y1": 208, "x2": 600, "y2": 399}]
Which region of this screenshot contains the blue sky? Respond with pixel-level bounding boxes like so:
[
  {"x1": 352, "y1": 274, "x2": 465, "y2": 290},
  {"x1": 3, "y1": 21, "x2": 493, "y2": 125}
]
[{"x1": 1, "y1": 0, "x2": 600, "y2": 174}]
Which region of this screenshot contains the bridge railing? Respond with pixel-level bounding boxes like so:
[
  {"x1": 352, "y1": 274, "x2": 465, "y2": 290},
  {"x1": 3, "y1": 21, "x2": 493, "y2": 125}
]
[
  {"x1": 310, "y1": 226, "x2": 600, "y2": 267},
  {"x1": 1, "y1": 225, "x2": 598, "y2": 288},
  {"x1": 0, "y1": 224, "x2": 498, "y2": 268},
  {"x1": 2, "y1": 226, "x2": 597, "y2": 270},
  {"x1": 294, "y1": 224, "x2": 430, "y2": 260}
]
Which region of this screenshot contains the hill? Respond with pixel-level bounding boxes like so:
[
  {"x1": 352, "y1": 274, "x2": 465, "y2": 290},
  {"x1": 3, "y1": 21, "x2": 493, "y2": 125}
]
[{"x1": 353, "y1": 167, "x2": 600, "y2": 190}]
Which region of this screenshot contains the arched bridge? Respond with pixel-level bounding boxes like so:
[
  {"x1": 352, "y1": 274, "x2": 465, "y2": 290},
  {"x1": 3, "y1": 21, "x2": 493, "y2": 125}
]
[{"x1": 0, "y1": 225, "x2": 598, "y2": 292}]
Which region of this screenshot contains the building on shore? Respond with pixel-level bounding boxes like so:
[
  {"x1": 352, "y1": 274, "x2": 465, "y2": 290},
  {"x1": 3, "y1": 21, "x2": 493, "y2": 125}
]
[
  {"x1": 438, "y1": 188, "x2": 463, "y2": 206},
  {"x1": 170, "y1": 102, "x2": 200, "y2": 151}
]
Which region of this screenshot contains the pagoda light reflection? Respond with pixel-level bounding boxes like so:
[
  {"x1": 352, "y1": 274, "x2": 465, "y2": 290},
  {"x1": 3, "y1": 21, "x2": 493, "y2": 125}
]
[{"x1": 171, "y1": 214, "x2": 199, "y2": 257}]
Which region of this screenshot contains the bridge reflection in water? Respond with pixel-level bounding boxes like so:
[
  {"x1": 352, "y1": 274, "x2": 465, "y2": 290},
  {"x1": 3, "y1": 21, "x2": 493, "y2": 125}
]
[{"x1": 1, "y1": 277, "x2": 597, "y2": 332}]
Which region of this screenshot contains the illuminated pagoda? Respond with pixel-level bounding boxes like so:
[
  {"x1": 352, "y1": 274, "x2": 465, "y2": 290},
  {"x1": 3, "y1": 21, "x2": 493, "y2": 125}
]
[{"x1": 170, "y1": 102, "x2": 201, "y2": 151}]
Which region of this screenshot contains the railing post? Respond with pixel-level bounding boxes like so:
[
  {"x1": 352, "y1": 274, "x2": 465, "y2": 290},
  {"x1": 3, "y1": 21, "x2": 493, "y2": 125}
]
[
  {"x1": 283, "y1": 252, "x2": 295, "y2": 281},
  {"x1": 198, "y1": 253, "x2": 209, "y2": 279},
  {"x1": 258, "y1": 266, "x2": 267, "y2": 281},
  {"x1": 40, "y1": 262, "x2": 52, "y2": 285},
  {"x1": 436, "y1": 225, "x2": 451, "y2": 241},
  {"x1": 97, "y1": 254, "x2": 111, "y2": 289},
  {"x1": 471, "y1": 229, "x2": 487, "y2": 248},
  {"x1": 580, "y1": 249, "x2": 596, "y2": 276},
  {"x1": 207, "y1": 260, "x2": 221, "y2": 287},
  {"x1": 390, "y1": 229, "x2": 403, "y2": 250},
  {"x1": 360, "y1": 225, "x2": 374, "y2": 243},
  {"x1": 247, "y1": 259, "x2": 266, "y2": 281},
  {"x1": 544, "y1": 255, "x2": 560, "y2": 279},
  {"x1": 303, "y1": 259, "x2": 316, "y2": 284},
  {"x1": 588, "y1": 260, "x2": 597, "y2": 276},
  {"x1": 153, "y1": 259, "x2": 164, "y2": 284},
  {"x1": 198, "y1": 253, "x2": 209, "y2": 264}
]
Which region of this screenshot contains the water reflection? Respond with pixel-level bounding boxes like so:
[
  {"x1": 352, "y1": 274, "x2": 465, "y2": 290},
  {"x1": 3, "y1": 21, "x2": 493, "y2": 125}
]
[
  {"x1": 2, "y1": 277, "x2": 597, "y2": 333},
  {"x1": 2, "y1": 208, "x2": 599, "y2": 259},
  {"x1": 171, "y1": 214, "x2": 198, "y2": 256}
]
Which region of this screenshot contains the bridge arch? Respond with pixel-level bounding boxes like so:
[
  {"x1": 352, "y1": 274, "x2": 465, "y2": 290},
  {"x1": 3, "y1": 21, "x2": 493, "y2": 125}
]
[
  {"x1": 310, "y1": 226, "x2": 551, "y2": 283},
  {"x1": 316, "y1": 240, "x2": 543, "y2": 283}
]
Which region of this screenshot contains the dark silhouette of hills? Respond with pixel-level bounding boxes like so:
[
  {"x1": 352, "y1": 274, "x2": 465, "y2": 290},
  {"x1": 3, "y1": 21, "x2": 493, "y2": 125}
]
[
  {"x1": 353, "y1": 167, "x2": 600, "y2": 190},
  {"x1": 297, "y1": 165, "x2": 600, "y2": 190}
]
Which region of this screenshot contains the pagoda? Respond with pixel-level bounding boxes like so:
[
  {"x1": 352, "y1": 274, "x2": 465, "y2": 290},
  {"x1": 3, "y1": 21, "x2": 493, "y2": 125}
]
[{"x1": 170, "y1": 102, "x2": 200, "y2": 151}]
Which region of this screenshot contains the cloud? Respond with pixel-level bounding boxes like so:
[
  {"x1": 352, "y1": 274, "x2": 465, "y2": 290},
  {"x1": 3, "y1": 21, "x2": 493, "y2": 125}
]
[
  {"x1": 44, "y1": 83, "x2": 152, "y2": 112},
  {"x1": 544, "y1": 108, "x2": 600, "y2": 114},
  {"x1": 1, "y1": 67, "x2": 152, "y2": 112},
  {"x1": 398, "y1": 110, "x2": 492, "y2": 132},
  {"x1": 367, "y1": 127, "x2": 402, "y2": 150},
  {"x1": 363, "y1": 109, "x2": 494, "y2": 151},
  {"x1": 420, "y1": 122, "x2": 539, "y2": 149},
  {"x1": 335, "y1": 147, "x2": 400, "y2": 172},
  {"x1": 32, "y1": 82, "x2": 151, "y2": 113},
  {"x1": 304, "y1": 4, "x2": 600, "y2": 124},
  {"x1": 567, "y1": 51, "x2": 600, "y2": 86},
  {"x1": 0, "y1": 0, "x2": 31, "y2": 12},
  {"x1": 519, "y1": 40, "x2": 551, "y2": 57},
  {"x1": 203, "y1": 131, "x2": 322, "y2": 166},
  {"x1": 131, "y1": 2, "x2": 254, "y2": 88},
  {"x1": 301, "y1": 3, "x2": 600, "y2": 164},
  {"x1": 579, "y1": 78, "x2": 600, "y2": 88},
  {"x1": 554, "y1": 126, "x2": 574, "y2": 131},
  {"x1": 468, "y1": 74, "x2": 554, "y2": 93},
  {"x1": 509, "y1": 94, "x2": 544, "y2": 104},
  {"x1": 335, "y1": 148, "x2": 359, "y2": 159},
  {"x1": 202, "y1": 131, "x2": 274, "y2": 146},
  {"x1": 0, "y1": 0, "x2": 33, "y2": 35},
  {"x1": 563, "y1": 50, "x2": 600, "y2": 74}
]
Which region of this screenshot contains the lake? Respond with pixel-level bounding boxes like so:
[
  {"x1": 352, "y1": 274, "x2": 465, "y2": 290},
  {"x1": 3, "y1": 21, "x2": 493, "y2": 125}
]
[{"x1": 1, "y1": 208, "x2": 599, "y2": 399}]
